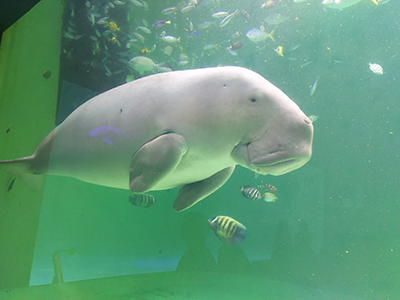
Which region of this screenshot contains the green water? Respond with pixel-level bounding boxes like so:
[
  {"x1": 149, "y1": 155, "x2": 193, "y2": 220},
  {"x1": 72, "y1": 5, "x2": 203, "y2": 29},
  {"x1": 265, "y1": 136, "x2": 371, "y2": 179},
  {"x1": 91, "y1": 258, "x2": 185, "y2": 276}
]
[{"x1": 1, "y1": 0, "x2": 399, "y2": 299}]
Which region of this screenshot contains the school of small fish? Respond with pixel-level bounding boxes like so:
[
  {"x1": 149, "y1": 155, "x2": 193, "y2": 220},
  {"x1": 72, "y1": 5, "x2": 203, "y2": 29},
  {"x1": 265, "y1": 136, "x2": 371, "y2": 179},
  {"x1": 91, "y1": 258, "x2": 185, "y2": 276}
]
[
  {"x1": 61, "y1": 0, "x2": 387, "y2": 93},
  {"x1": 239, "y1": 185, "x2": 278, "y2": 203}
]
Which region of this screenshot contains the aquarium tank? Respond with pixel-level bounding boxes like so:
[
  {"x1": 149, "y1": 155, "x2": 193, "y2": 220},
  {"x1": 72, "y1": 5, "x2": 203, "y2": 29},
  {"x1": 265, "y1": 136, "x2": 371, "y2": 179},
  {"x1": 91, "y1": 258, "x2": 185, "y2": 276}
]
[{"x1": 0, "y1": 0, "x2": 399, "y2": 299}]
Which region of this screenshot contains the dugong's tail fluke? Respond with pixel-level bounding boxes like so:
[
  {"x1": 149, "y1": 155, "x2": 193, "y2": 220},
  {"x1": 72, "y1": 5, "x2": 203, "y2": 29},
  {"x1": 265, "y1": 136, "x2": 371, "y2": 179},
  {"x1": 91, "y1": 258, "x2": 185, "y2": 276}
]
[{"x1": 0, "y1": 157, "x2": 46, "y2": 191}]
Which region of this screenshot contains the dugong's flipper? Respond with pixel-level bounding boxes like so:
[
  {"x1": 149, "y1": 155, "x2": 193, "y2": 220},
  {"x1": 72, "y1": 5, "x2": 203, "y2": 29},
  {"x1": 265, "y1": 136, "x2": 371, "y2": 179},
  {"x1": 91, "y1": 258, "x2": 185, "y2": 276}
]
[
  {"x1": 173, "y1": 166, "x2": 235, "y2": 212},
  {"x1": 129, "y1": 133, "x2": 188, "y2": 193}
]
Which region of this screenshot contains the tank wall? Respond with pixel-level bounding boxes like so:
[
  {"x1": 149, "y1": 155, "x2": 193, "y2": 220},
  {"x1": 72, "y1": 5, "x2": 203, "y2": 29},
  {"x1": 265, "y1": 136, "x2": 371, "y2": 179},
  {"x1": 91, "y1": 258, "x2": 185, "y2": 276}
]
[{"x1": 0, "y1": 0, "x2": 63, "y2": 288}]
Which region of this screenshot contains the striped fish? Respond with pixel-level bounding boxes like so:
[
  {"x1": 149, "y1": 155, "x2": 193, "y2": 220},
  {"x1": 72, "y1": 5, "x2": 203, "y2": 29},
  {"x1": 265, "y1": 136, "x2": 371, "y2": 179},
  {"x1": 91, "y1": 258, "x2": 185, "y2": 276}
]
[
  {"x1": 208, "y1": 216, "x2": 247, "y2": 245},
  {"x1": 369, "y1": 63, "x2": 383, "y2": 75},
  {"x1": 239, "y1": 185, "x2": 261, "y2": 200},
  {"x1": 257, "y1": 184, "x2": 277, "y2": 191},
  {"x1": 129, "y1": 194, "x2": 156, "y2": 208}
]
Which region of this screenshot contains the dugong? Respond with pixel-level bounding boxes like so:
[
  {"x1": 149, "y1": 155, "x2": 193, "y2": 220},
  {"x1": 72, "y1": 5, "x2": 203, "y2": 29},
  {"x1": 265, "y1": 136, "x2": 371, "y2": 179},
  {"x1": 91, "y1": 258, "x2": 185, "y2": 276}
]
[{"x1": 0, "y1": 66, "x2": 313, "y2": 211}]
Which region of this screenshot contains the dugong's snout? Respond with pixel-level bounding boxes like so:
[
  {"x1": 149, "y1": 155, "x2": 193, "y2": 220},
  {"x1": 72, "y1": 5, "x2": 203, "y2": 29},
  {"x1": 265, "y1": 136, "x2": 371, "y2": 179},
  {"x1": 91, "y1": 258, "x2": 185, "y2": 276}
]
[
  {"x1": 232, "y1": 115, "x2": 314, "y2": 176},
  {"x1": 253, "y1": 116, "x2": 313, "y2": 176}
]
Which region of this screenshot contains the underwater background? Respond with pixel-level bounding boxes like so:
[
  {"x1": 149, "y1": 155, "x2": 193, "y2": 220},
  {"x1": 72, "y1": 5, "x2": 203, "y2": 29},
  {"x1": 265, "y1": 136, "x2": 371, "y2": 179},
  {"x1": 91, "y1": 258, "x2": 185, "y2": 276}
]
[{"x1": 0, "y1": 0, "x2": 399, "y2": 299}]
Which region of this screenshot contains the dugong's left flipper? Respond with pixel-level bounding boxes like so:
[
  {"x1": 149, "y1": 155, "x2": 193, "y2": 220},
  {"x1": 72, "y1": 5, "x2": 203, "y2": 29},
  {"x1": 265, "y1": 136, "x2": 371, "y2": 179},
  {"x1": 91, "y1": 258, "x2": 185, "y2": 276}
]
[
  {"x1": 173, "y1": 166, "x2": 235, "y2": 212},
  {"x1": 129, "y1": 133, "x2": 188, "y2": 193}
]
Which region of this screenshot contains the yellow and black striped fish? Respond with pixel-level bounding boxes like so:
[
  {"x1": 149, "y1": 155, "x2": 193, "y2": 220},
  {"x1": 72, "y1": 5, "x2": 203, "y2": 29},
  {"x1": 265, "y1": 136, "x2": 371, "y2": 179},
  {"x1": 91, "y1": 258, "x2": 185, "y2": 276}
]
[
  {"x1": 239, "y1": 185, "x2": 261, "y2": 200},
  {"x1": 129, "y1": 194, "x2": 156, "y2": 208},
  {"x1": 208, "y1": 215, "x2": 247, "y2": 245}
]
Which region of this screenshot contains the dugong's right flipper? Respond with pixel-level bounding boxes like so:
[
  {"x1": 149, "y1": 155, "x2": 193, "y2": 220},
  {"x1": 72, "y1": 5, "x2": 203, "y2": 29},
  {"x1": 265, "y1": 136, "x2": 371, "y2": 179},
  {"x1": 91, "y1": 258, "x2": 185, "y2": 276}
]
[
  {"x1": 129, "y1": 133, "x2": 188, "y2": 193},
  {"x1": 173, "y1": 166, "x2": 235, "y2": 212}
]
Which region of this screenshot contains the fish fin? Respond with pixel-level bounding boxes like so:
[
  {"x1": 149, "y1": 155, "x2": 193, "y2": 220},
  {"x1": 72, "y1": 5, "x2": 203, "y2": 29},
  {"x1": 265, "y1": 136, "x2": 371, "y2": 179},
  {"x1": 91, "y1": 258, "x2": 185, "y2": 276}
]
[
  {"x1": 371, "y1": 0, "x2": 378, "y2": 5},
  {"x1": 235, "y1": 227, "x2": 247, "y2": 244},
  {"x1": 173, "y1": 166, "x2": 235, "y2": 211},
  {"x1": 0, "y1": 157, "x2": 46, "y2": 191},
  {"x1": 268, "y1": 29, "x2": 275, "y2": 42},
  {"x1": 226, "y1": 236, "x2": 236, "y2": 245}
]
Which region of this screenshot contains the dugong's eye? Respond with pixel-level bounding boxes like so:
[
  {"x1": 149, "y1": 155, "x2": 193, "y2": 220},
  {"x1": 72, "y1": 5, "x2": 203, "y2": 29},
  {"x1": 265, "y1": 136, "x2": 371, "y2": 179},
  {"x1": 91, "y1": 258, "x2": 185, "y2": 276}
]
[{"x1": 250, "y1": 98, "x2": 257, "y2": 103}]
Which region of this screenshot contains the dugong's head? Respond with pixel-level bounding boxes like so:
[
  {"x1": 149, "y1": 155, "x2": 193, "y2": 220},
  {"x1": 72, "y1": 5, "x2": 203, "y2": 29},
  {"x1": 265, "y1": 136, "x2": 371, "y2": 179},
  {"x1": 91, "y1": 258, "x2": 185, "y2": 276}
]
[{"x1": 227, "y1": 67, "x2": 314, "y2": 176}]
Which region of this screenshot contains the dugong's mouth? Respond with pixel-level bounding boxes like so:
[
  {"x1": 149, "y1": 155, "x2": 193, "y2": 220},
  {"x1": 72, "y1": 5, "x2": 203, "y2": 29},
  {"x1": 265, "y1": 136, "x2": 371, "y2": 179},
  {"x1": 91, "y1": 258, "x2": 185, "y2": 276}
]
[{"x1": 249, "y1": 150, "x2": 310, "y2": 176}]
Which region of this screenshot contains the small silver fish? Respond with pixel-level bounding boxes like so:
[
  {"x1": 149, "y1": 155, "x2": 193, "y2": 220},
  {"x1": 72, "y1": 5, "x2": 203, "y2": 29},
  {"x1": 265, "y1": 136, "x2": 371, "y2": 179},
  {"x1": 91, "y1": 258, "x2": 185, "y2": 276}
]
[
  {"x1": 322, "y1": 0, "x2": 364, "y2": 10},
  {"x1": 104, "y1": 64, "x2": 112, "y2": 77},
  {"x1": 162, "y1": 35, "x2": 180, "y2": 44},
  {"x1": 227, "y1": 49, "x2": 238, "y2": 56},
  {"x1": 178, "y1": 60, "x2": 189, "y2": 66},
  {"x1": 198, "y1": 20, "x2": 214, "y2": 29},
  {"x1": 136, "y1": 26, "x2": 151, "y2": 34},
  {"x1": 239, "y1": 185, "x2": 262, "y2": 200},
  {"x1": 310, "y1": 77, "x2": 320, "y2": 96},
  {"x1": 208, "y1": 216, "x2": 247, "y2": 245},
  {"x1": 142, "y1": 19, "x2": 150, "y2": 27},
  {"x1": 130, "y1": 0, "x2": 144, "y2": 7},
  {"x1": 300, "y1": 60, "x2": 313, "y2": 67},
  {"x1": 96, "y1": 17, "x2": 109, "y2": 25},
  {"x1": 211, "y1": 11, "x2": 228, "y2": 18},
  {"x1": 246, "y1": 28, "x2": 275, "y2": 43},
  {"x1": 203, "y1": 44, "x2": 219, "y2": 50},
  {"x1": 231, "y1": 31, "x2": 240, "y2": 39},
  {"x1": 87, "y1": 13, "x2": 95, "y2": 26},
  {"x1": 179, "y1": 53, "x2": 189, "y2": 61},
  {"x1": 63, "y1": 31, "x2": 75, "y2": 39},
  {"x1": 369, "y1": 63, "x2": 383, "y2": 75},
  {"x1": 219, "y1": 9, "x2": 238, "y2": 27},
  {"x1": 133, "y1": 32, "x2": 146, "y2": 43},
  {"x1": 162, "y1": 7, "x2": 177, "y2": 14},
  {"x1": 181, "y1": 4, "x2": 196, "y2": 13},
  {"x1": 129, "y1": 194, "x2": 156, "y2": 207}
]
